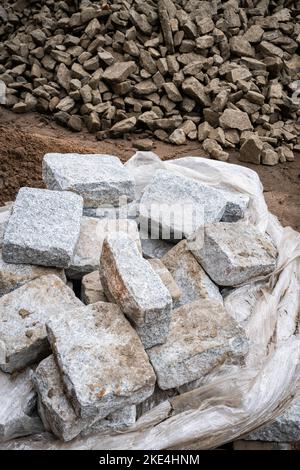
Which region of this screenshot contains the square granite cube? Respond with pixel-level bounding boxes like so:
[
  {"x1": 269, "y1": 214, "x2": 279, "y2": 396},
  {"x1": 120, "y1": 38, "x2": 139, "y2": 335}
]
[
  {"x1": 46, "y1": 301, "x2": 156, "y2": 419},
  {"x1": 139, "y1": 170, "x2": 227, "y2": 241},
  {"x1": 2, "y1": 188, "x2": 83, "y2": 268},
  {"x1": 43, "y1": 153, "x2": 135, "y2": 208}
]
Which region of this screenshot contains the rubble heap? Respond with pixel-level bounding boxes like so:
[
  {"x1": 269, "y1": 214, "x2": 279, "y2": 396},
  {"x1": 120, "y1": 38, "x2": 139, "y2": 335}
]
[
  {"x1": 0, "y1": 151, "x2": 288, "y2": 447},
  {"x1": 0, "y1": 0, "x2": 300, "y2": 165}
]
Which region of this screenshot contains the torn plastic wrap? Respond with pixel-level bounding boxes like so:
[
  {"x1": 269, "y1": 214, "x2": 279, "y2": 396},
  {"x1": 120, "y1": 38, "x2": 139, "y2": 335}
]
[{"x1": 1, "y1": 153, "x2": 300, "y2": 450}]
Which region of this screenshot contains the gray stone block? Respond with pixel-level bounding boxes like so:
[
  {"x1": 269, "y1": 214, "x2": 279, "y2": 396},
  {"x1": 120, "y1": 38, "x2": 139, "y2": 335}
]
[
  {"x1": 147, "y1": 299, "x2": 248, "y2": 390},
  {"x1": 67, "y1": 217, "x2": 141, "y2": 279},
  {"x1": 34, "y1": 355, "x2": 136, "y2": 442},
  {"x1": 46, "y1": 301, "x2": 156, "y2": 419},
  {"x1": 140, "y1": 229, "x2": 173, "y2": 259},
  {"x1": 220, "y1": 191, "x2": 250, "y2": 222},
  {"x1": 0, "y1": 368, "x2": 44, "y2": 442},
  {"x1": 0, "y1": 275, "x2": 83, "y2": 373},
  {"x1": 100, "y1": 233, "x2": 172, "y2": 348},
  {"x1": 43, "y1": 153, "x2": 135, "y2": 208},
  {"x1": 2, "y1": 188, "x2": 83, "y2": 268},
  {"x1": 162, "y1": 240, "x2": 222, "y2": 308},
  {"x1": 84, "y1": 201, "x2": 139, "y2": 221},
  {"x1": 246, "y1": 398, "x2": 300, "y2": 442},
  {"x1": 191, "y1": 222, "x2": 277, "y2": 286},
  {"x1": 139, "y1": 170, "x2": 227, "y2": 240}
]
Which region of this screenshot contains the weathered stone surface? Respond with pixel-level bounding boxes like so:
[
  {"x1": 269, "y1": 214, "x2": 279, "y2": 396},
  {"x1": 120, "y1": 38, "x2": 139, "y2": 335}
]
[
  {"x1": 245, "y1": 398, "x2": 300, "y2": 443},
  {"x1": 147, "y1": 299, "x2": 248, "y2": 390},
  {"x1": 169, "y1": 129, "x2": 186, "y2": 145},
  {"x1": 0, "y1": 207, "x2": 10, "y2": 248},
  {"x1": 81, "y1": 271, "x2": 107, "y2": 305},
  {"x1": 46, "y1": 302, "x2": 156, "y2": 419},
  {"x1": 34, "y1": 355, "x2": 136, "y2": 442},
  {"x1": 182, "y1": 77, "x2": 211, "y2": 107},
  {"x1": 198, "y1": 121, "x2": 213, "y2": 142},
  {"x1": 82, "y1": 405, "x2": 136, "y2": 437},
  {"x1": 163, "y1": 83, "x2": 182, "y2": 102},
  {"x1": 203, "y1": 138, "x2": 229, "y2": 162},
  {"x1": 100, "y1": 233, "x2": 172, "y2": 348},
  {"x1": 158, "y1": 0, "x2": 175, "y2": 54},
  {"x1": 140, "y1": 232, "x2": 173, "y2": 260},
  {"x1": 43, "y1": 154, "x2": 135, "y2": 208},
  {"x1": 136, "y1": 384, "x2": 177, "y2": 418},
  {"x1": 0, "y1": 250, "x2": 66, "y2": 297},
  {"x1": 139, "y1": 170, "x2": 227, "y2": 240},
  {"x1": 230, "y1": 37, "x2": 254, "y2": 58},
  {"x1": 261, "y1": 148, "x2": 279, "y2": 166},
  {"x1": 133, "y1": 139, "x2": 154, "y2": 151},
  {"x1": 191, "y1": 222, "x2": 277, "y2": 286},
  {"x1": 219, "y1": 109, "x2": 253, "y2": 131},
  {"x1": 67, "y1": 217, "x2": 141, "y2": 279},
  {"x1": 239, "y1": 135, "x2": 264, "y2": 164},
  {"x1": 110, "y1": 117, "x2": 137, "y2": 136},
  {"x1": 162, "y1": 240, "x2": 222, "y2": 308},
  {"x1": 102, "y1": 61, "x2": 137, "y2": 83},
  {"x1": 84, "y1": 201, "x2": 139, "y2": 221},
  {"x1": 0, "y1": 368, "x2": 44, "y2": 442},
  {"x1": 0, "y1": 275, "x2": 82, "y2": 373},
  {"x1": 2, "y1": 188, "x2": 83, "y2": 268},
  {"x1": 148, "y1": 259, "x2": 181, "y2": 303},
  {"x1": 220, "y1": 190, "x2": 250, "y2": 223}
]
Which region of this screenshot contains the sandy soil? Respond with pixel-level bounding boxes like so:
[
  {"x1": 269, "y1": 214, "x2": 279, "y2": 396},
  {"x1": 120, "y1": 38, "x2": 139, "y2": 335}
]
[{"x1": 0, "y1": 107, "x2": 299, "y2": 232}]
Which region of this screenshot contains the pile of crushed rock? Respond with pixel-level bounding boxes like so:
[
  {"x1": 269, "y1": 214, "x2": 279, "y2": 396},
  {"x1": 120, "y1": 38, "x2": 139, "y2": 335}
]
[{"x1": 0, "y1": 0, "x2": 300, "y2": 165}]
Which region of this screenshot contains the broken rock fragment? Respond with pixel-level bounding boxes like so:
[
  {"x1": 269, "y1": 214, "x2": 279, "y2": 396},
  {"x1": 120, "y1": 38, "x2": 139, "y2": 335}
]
[
  {"x1": 46, "y1": 302, "x2": 156, "y2": 419},
  {"x1": 140, "y1": 231, "x2": 173, "y2": 260},
  {"x1": 43, "y1": 153, "x2": 135, "y2": 208},
  {"x1": 220, "y1": 190, "x2": 250, "y2": 223},
  {"x1": 219, "y1": 109, "x2": 253, "y2": 131},
  {"x1": 102, "y1": 61, "x2": 137, "y2": 83},
  {"x1": 147, "y1": 299, "x2": 248, "y2": 390},
  {"x1": 0, "y1": 250, "x2": 66, "y2": 297},
  {"x1": 148, "y1": 259, "x2": 181, "y2": 304},
  {"x1": 34, "y1": 355, "x2": 136, "y2": 442},
  {"x1": 100, "y1": 233, "x2": 172, "y2": 348},
  {"x1": 191, "y1": 222, "x2": 277, "y2": 286},
  {"x1": 162, "y1": 240, "x2": 222, "y2": 308},
  {"x1": 2, "y1": 188, "x2": 83, "y2": 268},
  {"x1": 0, "y1": 275, "x2": 82, "y2": 373},
  {"x1": 203, "y1": 138, "x2": 229, "y2": 162},
  {"x1": 182, "y1": 77, "x2": 211, "y2": 107},
  {"x1": 67, "y1": 217, "x2": 141, "y2": 279},
  {"x1": 169, "y1": 129, "x2": 186, "y2": 145},
  {"x1": 239, "y1": 135, "x2": 264, "y2": 164},
  {"x1": 0, "y1": 368, "x2": 44, "y2": 442}
]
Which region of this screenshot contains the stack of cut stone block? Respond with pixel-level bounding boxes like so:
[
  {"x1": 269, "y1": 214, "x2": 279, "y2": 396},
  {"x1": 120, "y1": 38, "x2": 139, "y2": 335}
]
[{"x1": 0, "y1": 152, "x2": 285, "y2": 447}]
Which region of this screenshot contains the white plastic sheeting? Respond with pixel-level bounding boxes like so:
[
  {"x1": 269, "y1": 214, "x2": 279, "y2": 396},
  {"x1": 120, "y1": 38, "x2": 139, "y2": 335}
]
[
  {"x1": 123, "y1": 153, "x2": 300, "y2": 448},
  {"x1": 1, "y1": 153, "x2": 300, "y2": 450}
]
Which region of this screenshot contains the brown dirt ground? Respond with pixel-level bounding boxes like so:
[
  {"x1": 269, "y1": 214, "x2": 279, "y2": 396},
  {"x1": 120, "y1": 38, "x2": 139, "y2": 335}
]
[{"x1": 0, "y1": 107, "x2": 299, "y2": 232}]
